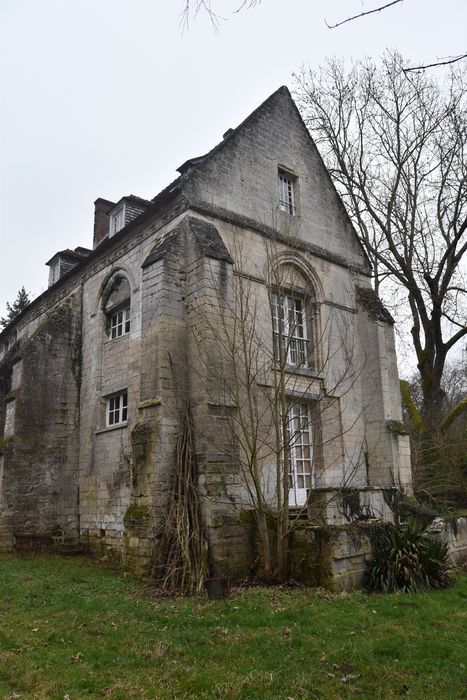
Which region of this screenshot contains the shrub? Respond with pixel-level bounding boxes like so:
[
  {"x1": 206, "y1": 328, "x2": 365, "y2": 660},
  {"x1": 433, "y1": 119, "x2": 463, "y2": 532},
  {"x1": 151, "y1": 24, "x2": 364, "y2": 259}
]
[{"x1": 364, "y1": 519, "x2": 452, "y2": 593}]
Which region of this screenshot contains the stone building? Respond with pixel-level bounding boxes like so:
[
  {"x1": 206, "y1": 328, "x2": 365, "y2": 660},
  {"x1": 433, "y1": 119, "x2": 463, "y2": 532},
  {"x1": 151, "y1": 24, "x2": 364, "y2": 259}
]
[{"x1": 0, "y1": 87, "x2": 412, "y2": 581}]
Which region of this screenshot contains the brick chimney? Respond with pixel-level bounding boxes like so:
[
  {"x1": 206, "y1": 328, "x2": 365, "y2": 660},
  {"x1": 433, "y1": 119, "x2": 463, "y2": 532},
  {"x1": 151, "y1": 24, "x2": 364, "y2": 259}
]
[{"x1": 93, "y1": 198, "x2": 115, "y2": 248}]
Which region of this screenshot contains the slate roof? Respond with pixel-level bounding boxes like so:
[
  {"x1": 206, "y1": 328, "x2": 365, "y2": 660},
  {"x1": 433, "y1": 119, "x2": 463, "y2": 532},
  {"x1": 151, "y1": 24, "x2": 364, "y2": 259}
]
[{"x1": 45, "y1": 247, "x2": 92, "y2": 266}]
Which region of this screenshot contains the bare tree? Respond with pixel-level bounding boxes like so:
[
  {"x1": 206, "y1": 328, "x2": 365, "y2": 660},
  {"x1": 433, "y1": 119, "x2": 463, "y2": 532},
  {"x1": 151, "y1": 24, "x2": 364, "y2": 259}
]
[
  {"x1": 294, "y1": 54, "x2": 467, "y2": 443},
  {"x1": 180, "y1": 0, "x2": 260, "y2": 30}
]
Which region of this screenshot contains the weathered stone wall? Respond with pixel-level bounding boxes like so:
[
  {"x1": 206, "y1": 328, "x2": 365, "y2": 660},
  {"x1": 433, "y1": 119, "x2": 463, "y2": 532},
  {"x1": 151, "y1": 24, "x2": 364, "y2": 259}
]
[
  {"x1": 289, "y1": 525, "x2": 373, "y2": 590},
  {"x1": 427, "y1": 517, "x2": 467, "y2": 568},
  {"x1": 0, "y1": 292, "x2": 82, "y2": 550},
  {"x1": 185, "y1": 87, "x2": 366, "y2": 271}
]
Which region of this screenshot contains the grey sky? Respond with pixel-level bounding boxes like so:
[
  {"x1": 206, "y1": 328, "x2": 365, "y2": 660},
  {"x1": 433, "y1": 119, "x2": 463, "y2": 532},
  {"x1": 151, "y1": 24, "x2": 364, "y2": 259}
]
[{"x1": 1, "y1": 0, "x2": 466, "y2": 310}]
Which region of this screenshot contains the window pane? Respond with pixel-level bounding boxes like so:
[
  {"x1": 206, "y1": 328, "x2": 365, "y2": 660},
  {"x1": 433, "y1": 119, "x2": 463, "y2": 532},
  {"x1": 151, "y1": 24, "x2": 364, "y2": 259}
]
[
  {"x1": 273, "y1": 293, "x2": 309, "y2": 366},
  {"x1": 278, "y1": 173, "x2": 295, "y2": 215},
  {"x1": 107, "y1": 392, "x2": 128, "y2": 427},
  {"x1": 287, "y1": 401, "x2": 314, "y2": 494},
  {"x1": 109, "y1": 306, "x2": 131, "y2": 339}
]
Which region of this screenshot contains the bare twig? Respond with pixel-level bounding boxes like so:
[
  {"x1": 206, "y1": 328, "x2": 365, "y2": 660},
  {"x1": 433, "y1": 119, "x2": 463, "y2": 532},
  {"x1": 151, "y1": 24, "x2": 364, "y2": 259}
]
[
  {"x1": 403, "y1": 53, "x2": 467, "y2": 72},
  {"x1": 325, "y1": 0, "x2": 403, "y2": 29},
  {"x1": 234, "y1": 0, "x2": 261, "y2": 14}
]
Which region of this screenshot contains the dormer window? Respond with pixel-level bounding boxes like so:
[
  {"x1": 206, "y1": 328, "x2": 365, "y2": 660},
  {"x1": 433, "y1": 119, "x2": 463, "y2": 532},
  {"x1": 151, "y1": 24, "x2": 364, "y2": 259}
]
[
  {"x1": 110, "y1": 207, "x2": 125, "y2": 236},
  {"x1": 46, "y1": 247, "x2": 91, "y2": 287},
  {"x1": 107, "y1": 196, "x2": 149, "y2": 239}
]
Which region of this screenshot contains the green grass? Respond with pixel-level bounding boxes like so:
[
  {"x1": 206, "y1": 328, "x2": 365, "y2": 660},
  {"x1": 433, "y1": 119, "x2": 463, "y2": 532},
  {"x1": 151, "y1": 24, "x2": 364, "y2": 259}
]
[{"x1": 0, "y1": 555, "x2": 466, "y2": 699}]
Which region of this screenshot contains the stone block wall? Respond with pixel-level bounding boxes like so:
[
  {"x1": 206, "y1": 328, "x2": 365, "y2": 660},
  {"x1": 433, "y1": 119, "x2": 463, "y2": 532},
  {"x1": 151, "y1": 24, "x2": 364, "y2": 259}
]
[
  {"x1": 0, "y1": 291, "x2": 82, "y2": 549},
  {"x1": 428, "y1": 516, "x2": 467, "y2": 568}
]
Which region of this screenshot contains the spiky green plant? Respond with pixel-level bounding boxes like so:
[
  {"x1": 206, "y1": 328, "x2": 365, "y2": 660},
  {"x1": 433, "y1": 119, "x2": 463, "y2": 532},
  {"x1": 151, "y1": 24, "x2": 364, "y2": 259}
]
[{"x1": 364, "y1": 519, "x2": 452, "y2": 593}]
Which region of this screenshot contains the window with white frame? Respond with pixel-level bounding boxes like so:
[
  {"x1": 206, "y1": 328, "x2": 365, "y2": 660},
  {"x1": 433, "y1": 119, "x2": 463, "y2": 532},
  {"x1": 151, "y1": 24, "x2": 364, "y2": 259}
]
[
  {"x1": 272, "y1": 292, "x2": 309, "y2": 366},
  {"x1": 109, "y1": 306, "x2": 130, "y2": 339},
  {"x1": 49, "y1": 262, "x2": 60, "y2": 286},
  {"x1": 278, "y1": 171, "x2": 295, "y2": 215},
  {"x1": 286, "y1": 401, "x2": 314, "y2": 506},
  {"x1": 110, "y1": 207, "x2": 125, "y2": 237},
  {"x1": 106, "y1": 391, "x2": 128, "y2": 427}
]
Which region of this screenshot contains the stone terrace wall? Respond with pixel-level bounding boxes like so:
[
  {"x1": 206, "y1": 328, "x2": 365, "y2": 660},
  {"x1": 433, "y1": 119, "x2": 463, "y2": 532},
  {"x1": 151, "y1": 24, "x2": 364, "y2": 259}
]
[{"x1": 428, "y1": 517, "x2": 467, "y2": 568}]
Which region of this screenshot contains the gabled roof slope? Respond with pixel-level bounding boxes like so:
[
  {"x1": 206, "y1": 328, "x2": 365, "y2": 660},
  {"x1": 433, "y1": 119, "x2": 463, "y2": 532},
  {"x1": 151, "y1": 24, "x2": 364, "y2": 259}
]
[{"x1": 177, "y1": 86, "x2": 370, "y2": 271}]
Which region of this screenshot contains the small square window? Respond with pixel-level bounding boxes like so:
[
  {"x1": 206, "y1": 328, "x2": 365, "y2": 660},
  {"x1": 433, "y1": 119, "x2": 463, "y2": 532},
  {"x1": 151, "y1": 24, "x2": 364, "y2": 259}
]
[
  {"x1": 107, "y1": 391, "x2": 128, "y2": 427},
  {"x1": 109, "y1": 307, "x2": 131, "y2": 339},
  {"x1": 278, "y1": 172, "x2": 296, "y2": 215}
]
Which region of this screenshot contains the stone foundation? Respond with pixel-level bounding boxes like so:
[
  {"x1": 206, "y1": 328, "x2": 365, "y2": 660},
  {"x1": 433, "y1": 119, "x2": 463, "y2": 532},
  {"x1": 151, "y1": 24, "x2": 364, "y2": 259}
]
[{"x1": 427, "y1": 516, "x2": 467, "y2": 569}]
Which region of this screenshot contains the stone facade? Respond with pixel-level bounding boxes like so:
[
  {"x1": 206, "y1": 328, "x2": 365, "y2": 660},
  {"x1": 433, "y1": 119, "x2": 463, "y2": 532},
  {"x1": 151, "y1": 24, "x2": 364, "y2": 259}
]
[{"x1": 0, "y1": 87, "x2": 413, "y2": 580}]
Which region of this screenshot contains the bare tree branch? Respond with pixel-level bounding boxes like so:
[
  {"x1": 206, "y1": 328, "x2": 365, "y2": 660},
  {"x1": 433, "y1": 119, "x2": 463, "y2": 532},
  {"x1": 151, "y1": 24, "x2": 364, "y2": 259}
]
[
  {"x1": 403, "y1": 53, "x2": 467, "y2": 73},
  {"x1": 234, "y1": 0, "x2": 261, "y2": 14},
  {"x1": 325, "y1": 0, "x2": 403, "y2": 29}
]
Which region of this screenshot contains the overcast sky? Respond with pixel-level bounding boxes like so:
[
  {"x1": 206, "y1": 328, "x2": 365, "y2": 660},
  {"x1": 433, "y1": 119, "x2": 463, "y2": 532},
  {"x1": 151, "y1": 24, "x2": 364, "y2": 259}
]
[{"x1": 1, "y1": 0, "x2": 466, "y2": 311}]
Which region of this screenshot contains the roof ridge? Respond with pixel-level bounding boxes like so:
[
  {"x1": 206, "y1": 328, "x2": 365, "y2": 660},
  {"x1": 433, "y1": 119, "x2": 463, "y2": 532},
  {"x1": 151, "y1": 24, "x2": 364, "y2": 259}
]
[{"x1": 178, "y1": 85, "x2": 291, "y2": 180}]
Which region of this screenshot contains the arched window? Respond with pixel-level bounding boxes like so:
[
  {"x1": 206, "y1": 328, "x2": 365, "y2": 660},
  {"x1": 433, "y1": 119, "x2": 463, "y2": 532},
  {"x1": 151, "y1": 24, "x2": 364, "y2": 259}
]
[
  {"x1": 102, "y1": 275, "x2": 131, "y2": 340},
  {"x1": 270, "y1": 259, "x2": 321, "y2": 372}
]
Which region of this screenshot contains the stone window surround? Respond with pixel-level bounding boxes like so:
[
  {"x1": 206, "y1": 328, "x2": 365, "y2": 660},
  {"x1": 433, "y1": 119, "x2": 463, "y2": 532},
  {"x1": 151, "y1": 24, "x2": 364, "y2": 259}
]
[
  {"x1": 278, "y1": 167, "x2": 297, "y2": 215},
  {"x1": 106, "y1": 390, "x2": 128, "y2": 428},
  {"x1": 271, "y1": 285, "x2": 318, "y2": 372},
  {"x1": 272, "y1": 291, "x2": 309, "y2": 367},
  {"x1": 108, "y1": 305, "x2": 131, "y2": 340},
  {"x1": 287, "y1": 400, "x2": 314, "y2": 496}
]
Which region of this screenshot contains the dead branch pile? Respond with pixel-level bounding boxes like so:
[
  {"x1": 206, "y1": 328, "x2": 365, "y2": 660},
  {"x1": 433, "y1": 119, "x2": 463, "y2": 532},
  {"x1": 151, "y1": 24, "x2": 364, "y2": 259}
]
[{"x1": 151, "y1": 402, "x2": 208, "y2": 593}]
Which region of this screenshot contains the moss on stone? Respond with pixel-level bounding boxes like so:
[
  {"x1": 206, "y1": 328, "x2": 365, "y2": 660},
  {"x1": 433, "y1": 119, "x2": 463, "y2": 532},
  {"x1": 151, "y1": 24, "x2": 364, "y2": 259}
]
[
  {"x1": 138, "y1": 397, "x2": 163, "y2": 409},
  {"x1": 123, "y1": 504, "x2": 150, "y2": 525},
  {"x1": 238, "y1": 509, "x2": 256, "y2": 525},
  {"x1": 46, "y1": 524, "x2": 64, "y2": 539},
  {"x1": 0, "y1": 437, "x2": 12, "y2": 453},
  {"x1": 289, "y1": 531, "x2": 334, "y2": 587},
  {"x1": 387, "y1": 419, "x2": 409, "y2": 435},
  {"x1": 71, "y1": 331, "x2": 83, "y2": 394}
]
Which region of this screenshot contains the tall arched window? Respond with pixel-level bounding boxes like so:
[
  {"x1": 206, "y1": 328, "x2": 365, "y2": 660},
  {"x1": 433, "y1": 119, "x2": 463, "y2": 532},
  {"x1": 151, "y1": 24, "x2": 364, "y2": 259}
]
[
  {"x1": 270, "y1": 259, "x2": 321, "y2": 372},
  {"x1": 102, "y1": 275, "x2": 131, "y2": 340}
]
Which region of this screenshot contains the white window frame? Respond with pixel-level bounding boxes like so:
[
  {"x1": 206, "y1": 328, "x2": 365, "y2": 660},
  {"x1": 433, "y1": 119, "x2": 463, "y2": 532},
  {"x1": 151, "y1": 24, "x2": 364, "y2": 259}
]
[
  {"x1": 110, "y1": 206, "x2": 125, "y2": 237},
  {"x1": 49, "y1": 261, "x2": 61, "y2": 286},
  {"x1": 278, "y1": 172, "x2": 295, "y2": 215},
  {"x1": 287, "y1": 401, "x2": 314, "y2": 506},
  {"x1": 109, "y1": 306, "x2": 131, "y2": 340},
  {"x1": 272, "y1": 292, "x2": 309, "y2": 367},
  {"x1": 106, "y1": 391, "x2": 128, "y2": 427}
]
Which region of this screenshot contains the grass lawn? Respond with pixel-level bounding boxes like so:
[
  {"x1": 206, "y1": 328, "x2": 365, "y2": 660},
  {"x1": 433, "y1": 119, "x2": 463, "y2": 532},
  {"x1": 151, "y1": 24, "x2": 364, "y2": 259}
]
[{"x1": 0, "y1": 555, "x2": 466, "y2": 699}]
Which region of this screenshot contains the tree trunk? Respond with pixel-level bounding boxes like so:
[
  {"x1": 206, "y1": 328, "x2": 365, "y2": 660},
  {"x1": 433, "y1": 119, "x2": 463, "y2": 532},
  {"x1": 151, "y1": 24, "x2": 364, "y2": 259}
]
[{"x1": 256, "y1": 511, "x2": 272, "y2": 580}]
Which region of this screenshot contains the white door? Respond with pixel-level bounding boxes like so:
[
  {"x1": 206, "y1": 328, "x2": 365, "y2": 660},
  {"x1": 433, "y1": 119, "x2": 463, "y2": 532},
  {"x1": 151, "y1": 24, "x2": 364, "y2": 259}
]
[{"x1": 287, "y1": 402, "x2": 313, "y2": 507}]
